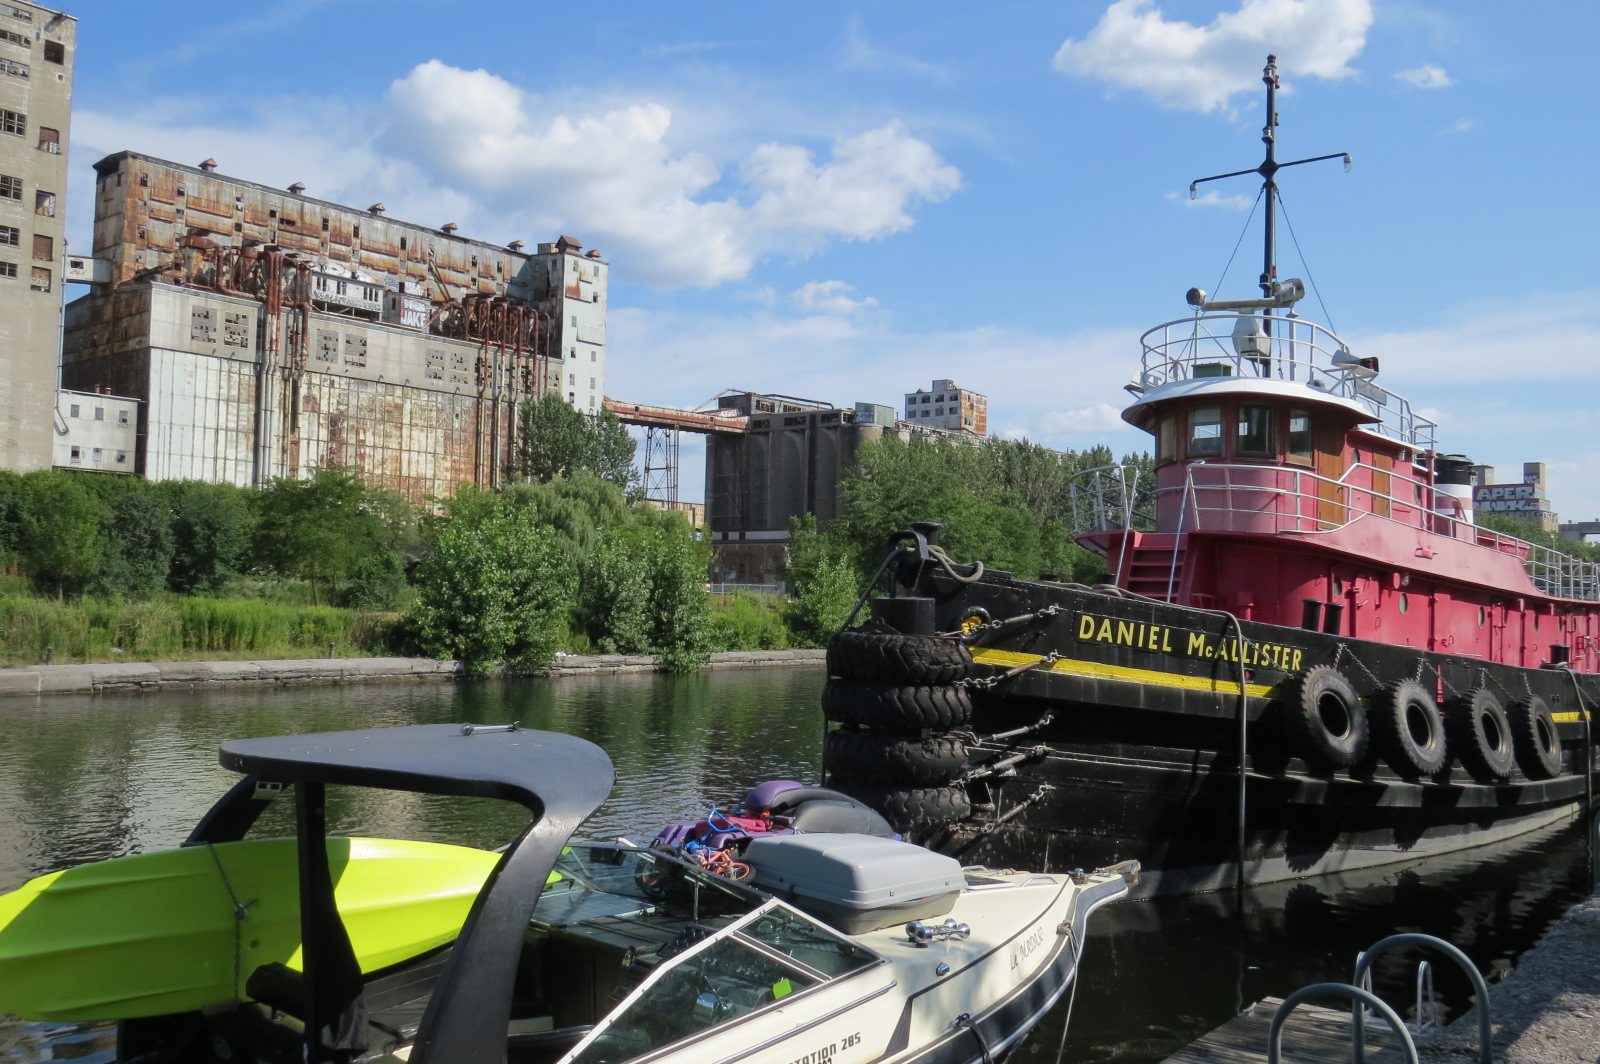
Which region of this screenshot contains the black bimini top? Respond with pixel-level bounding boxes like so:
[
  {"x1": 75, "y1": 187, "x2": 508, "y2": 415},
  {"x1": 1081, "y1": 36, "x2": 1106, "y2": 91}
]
[
  {"x1": 218, "y1": 722, "x2": 614, "y2": 814},
  {"x1": 200, "y1": 724, "x2": 615, "y2": 1064}
]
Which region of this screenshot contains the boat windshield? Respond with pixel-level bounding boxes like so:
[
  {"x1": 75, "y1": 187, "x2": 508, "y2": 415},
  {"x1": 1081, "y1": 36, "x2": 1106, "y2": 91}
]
[
  {"x1": 558, "y1": 900, "x2": 879, "y2": 1064},
  {"x1": 535, "y1": 844, "x2": 764, "y2": 927}
]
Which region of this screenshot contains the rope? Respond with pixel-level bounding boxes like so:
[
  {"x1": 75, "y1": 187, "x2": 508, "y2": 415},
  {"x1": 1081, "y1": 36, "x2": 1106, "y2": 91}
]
[
  {"x1": 1275, "y1": 190, "x2": 1338, "y2": 334},
  {"x1": 1052, "y1": 921, "x2": 1086, "y2": 1064},
  {"x1": 1209, "y1": 188, "x2": 1264, "y2": 304},
  {"x1": 952, "y1": 1013, "x2": 994, "y2": 1064},
  {"x1": 204, "y1": 843, "x2": 256, "y2": 1000},
  {"x1": 837, "y1": 543, "x2": 912, "y2": 634},
  {"x1": 928, "y1": 544, "x2": 984, "y2": 584}
]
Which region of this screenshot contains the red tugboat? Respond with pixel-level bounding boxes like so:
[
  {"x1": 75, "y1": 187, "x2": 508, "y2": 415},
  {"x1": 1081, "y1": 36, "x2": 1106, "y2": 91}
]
[{"x1": 823, "y1": 56, "x2": 1600, "y2": 897}]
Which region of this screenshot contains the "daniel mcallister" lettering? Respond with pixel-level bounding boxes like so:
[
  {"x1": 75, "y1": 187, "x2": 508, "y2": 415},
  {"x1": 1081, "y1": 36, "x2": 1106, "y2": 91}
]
[{"x1": 1075, "y1": 613, "x2": 1304, "y2": 672}]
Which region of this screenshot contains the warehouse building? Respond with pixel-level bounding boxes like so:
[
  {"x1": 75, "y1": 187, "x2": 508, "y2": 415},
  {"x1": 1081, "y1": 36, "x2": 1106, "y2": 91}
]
[
  {"x1": 0, "y1": 0, "x2": 72, "y2": 473},
  {"x1": 62, "y1": 152, "x2": 608, "y2": 503}
]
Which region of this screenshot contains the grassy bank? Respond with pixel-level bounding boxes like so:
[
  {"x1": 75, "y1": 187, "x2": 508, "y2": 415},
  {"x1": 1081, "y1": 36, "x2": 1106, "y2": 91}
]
[{"x1": 0, "y1": 595, "x2": 397, "y2": 667}]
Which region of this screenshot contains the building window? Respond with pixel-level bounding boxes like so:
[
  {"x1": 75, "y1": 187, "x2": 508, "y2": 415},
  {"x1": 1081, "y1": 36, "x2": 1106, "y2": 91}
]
[
  {"x1": 92, "y1": 448, "x2": 102, "y2": 462},
  {"x1": 138, "y1": 172, "x2": 149, "y2": 188},
  {"x1": 116, "y1": 451, "x2": 127, "y2": 465},
  {"x1": 0, "y1": 29, "x2": 25, "y2": 46},
  {"x1": 0, "y1": 260, "x2": 14, "y2": 278},
  {"x1": 118, "y1": 410, "x2": 128, "y2": 425},
  {"x1": 27, "y1": 265, "x2": 46, "y2": 291},
  {"x1": 34, "y1": 190, "x2": 53, "y2": 217},
  {"x1": 35, "y1": 126, "x2": 57, "y2": 153},
  {"x1": 69, "y1": 445, "x2": 79, "y2": 460},
  {"x1": 31, "y1": 233, "x2": 50, "y2": 260},
  {"x1": 42, "y1": 40, "x2": 61, "y2": 64},
  {"x1": 568, "y1": 391, "x2": 575, "y2": 402},
  {"x1": 0, "y1": 57, "x2": 28, "y2": 79},
  {"x1": 0, "y1": 108, "x2": 21, "y2": 136},
  {"x1": 6, "y1": 5, "x2": 31, "y2": 21},
  {"x1": 0, "y1": 174, "x2": 20, "y2": 200},
  {"x1": 68, "y1": 403, "x2": 78, "y2": 417},
  {"x1": 0, "y1": 225, "x2": 16, "y2": 246},
  {"x1": 589, "y1": 377, "x2": 595, "y2": 389},
  {"x1": 1236, "y1": 404, "x2": 1274, "y2": 457},
  {"x1": 590, "y1": 350, "x2": 595, "y2": 361},
  {"x1": 568, "y1": 373, "x2": 574, "y2": 385},
  {"x1": 1186, "y1": 406, "x2": 1224, "y2": 457},
  {"x1": 94, "y1": 407, "x2": 104, "y2": 421}
]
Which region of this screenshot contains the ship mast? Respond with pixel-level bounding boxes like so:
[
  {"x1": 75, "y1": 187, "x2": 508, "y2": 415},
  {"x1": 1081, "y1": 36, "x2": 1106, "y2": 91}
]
[{"x1": 1189, "y1": 55, "x2": 1351, "y2": 337}]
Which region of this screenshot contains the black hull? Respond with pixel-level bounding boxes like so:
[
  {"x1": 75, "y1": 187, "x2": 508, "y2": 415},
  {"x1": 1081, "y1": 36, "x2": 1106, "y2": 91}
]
[{"x1": 828, "y1": 567, "x2": 1600, "y2": 898}]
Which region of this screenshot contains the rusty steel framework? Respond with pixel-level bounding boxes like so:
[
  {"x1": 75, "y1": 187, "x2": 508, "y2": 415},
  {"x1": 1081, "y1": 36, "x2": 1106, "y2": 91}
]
[
  {"x1": 177, "y1": 239, "x2": 556, "y2": 491},
  {"x1": 641, "y1": 425, "x2": 680, "y2": 504}
]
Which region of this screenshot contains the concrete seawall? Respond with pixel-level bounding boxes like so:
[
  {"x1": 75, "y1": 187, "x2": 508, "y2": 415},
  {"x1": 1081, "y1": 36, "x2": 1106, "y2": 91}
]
[{"x1": 0, "y1": 648, "x2": 827, "y2": 697}]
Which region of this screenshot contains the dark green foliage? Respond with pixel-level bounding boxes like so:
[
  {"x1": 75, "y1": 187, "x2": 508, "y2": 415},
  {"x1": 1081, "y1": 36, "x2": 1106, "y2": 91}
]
[
  {"x1": 640, "y1": 517, "x2": 715, "y2": 671},
  {"x1": 580, "y1": 533, "x2": 651, "y2": 653},
  {"x1": 0, "y1": 470, "x2": 23, "y2": 569},
  {"x1": 410, "y1": 503, "x2": 567, "y2": 672},
  {"x1": 93, "y1": 490, "x2": 175, "y2": 599},
  {"x1": 709, "y1": 592, "x2": 789, "y2": 652},
  {"x1": 513, "y1": 393, "x2": 638, "y2": 492},
  {"x1": 253, "y1": 466, "x2": 411, "y2": 603},
  {"x1": 337, "y1": 550, "x2": 410, "y2": 611},
  {"x1": 821, "y1": 435, "x2": 1147, "y2": 584},
  {"x1": 16, "y1": 472, "x2": 105, "y2": 596},
  {"x1": 1478, "y1": 513, "x2": 1600, "y2": 562},
  {"x1": 159, "y1": 480, "x2": 255, "y2": 594},
  {"x1": 784, "y1": 514, "x2": 859, "y2": 645}
]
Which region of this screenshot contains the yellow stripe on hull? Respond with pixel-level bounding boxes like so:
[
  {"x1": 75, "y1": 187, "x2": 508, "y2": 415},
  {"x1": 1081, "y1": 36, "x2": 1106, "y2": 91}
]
[{"x1": 971, "y1": 647, "x2": 1275, "y2": 699}]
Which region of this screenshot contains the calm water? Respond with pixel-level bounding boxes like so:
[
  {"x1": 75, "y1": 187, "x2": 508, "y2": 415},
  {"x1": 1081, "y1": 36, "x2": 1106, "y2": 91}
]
[{"x1": 0, "y1": 669, "x2": 1592, "y2": 1063}]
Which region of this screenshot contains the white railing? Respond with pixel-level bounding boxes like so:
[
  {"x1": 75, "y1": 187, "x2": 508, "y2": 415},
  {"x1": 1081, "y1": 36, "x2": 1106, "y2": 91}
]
[
  {"x1": 1167, "y1": 462, "x2": 1600, "y2": 602},
  {"x1": 707, "y1": 582, "x2": 786, "y2": 596},
  {"x1": 1138, "y1": 314, "x2": 1437, "y2": 450}
]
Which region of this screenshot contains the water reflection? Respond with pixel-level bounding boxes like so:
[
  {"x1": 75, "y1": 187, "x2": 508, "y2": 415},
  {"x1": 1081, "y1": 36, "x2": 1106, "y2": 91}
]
[{"x1": 0, "y1": 669, "x2": 1590, "y2": 1064}]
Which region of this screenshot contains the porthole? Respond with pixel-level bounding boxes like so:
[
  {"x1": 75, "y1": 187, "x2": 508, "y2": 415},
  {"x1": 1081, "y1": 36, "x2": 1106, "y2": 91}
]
[
  {"x1": 1398, "y1": 593, "x2": 1408, "y2": 614},
  {"x1": 1478, "y1": 606, "x2": 1486, "y2": 628}
]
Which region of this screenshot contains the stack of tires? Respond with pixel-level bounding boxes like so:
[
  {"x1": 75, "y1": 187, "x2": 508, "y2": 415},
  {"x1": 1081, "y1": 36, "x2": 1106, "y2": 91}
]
[{"x1": 822, "y1": 630, "x2": 975, "y2": 836}]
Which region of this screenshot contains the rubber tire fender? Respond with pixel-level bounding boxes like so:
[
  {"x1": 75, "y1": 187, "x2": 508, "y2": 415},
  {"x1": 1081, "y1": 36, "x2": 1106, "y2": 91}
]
[
  {"x1": 1375, "y1": 679, "x2": 1447, "y2": 776},
  {"x1": 1508, "y1": 696, "x2": 1563, "y2": 780},
  {"x1": 824, "y1": 730, "x2": 971, "y2": 786},
  {"x1": 834, "y1": 782, "x2": 973, "y2": 834},
  {"x1": 1449, "y1": 688, "x2": 1516, "y2": 780},
  {"x1": 1281, "y1": 665, "x2": 1369, "y2": 769},
  {"x1": 821, "y1": 680, "x2": 973, "y2": 732},
  {"x1": 826, "y1": 631, "x2": 973, "y2": 685}
]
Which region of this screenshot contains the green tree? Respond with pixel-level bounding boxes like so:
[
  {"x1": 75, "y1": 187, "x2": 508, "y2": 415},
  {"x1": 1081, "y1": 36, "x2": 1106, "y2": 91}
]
[
  {"x1": 641, "y1": 520, "x2": 715, "y2": 672},
  {"x1": 253, "y1": 466, "x2": 411, "y2": 603},
  {"x1": 580, "y1": 532, "x2": 652, "y2": 653},
  {"x1": 0, "y1": 469, "x2": 23, "y2": 571},
  {"x1": 784, "y1": 514, "x2": 860, "y2": 645},
  {"x1": 411, "y1": 507, "x2": 566, "y2": 672},
  {"x1": 93, "y1": 489, "x2": 175, "y2": 599},
  {"x1": 512, "y1": 393, "x2": 637, "y2": 491},
  {"x1": 16, "y1": 472, "x2": 106, "y2": 596},
  {"x1": 159, "y1": 480, "x2": 256, "y2": 594}
]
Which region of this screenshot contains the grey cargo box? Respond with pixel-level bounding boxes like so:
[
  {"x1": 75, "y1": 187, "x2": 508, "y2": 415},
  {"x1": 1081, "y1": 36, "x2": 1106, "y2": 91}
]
[{"x1": 744, "y1": 833, "x2": 964, "y2": 934}]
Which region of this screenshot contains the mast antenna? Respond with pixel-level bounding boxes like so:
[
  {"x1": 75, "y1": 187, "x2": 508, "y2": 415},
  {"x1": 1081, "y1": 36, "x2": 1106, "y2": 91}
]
[{"x1": 1187, "y1": 55, "x2": 1350, "y2": 329}]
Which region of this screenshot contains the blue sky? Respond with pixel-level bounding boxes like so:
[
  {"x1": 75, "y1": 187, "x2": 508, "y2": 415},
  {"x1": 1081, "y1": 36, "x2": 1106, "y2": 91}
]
[{"x1": 65, "y1": 0, "x2": 1600, "y2": 520}]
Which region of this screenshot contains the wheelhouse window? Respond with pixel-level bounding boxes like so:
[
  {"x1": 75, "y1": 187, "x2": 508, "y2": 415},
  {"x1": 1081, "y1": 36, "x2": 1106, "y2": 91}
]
[
  {"x1": 1236, "y1": 404, "x2": 1274, "y2": 457},
  {"x1": 1186, "y1": 406, "x2": 1223, "y2": 457},
  {"x1": 1287, "y1": 409, "x2": 1313, "y2": 463},
  {"x1": 1157, "y1": 414, "x2": 1177, "y2": 463}
]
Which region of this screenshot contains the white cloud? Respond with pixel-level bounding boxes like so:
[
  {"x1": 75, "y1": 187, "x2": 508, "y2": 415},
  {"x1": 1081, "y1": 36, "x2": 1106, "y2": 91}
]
[
  {"x1": 1042, "y1": 404, "x2": 1126, "y2": 434},
  {"x1": 72, "y1": 61, "x2": 960, "y2": 291},
  {"x1": 791, "y1": 280, "x2": 879, "y2": 314},
  {"x1": 840, "y1": 14, "x2": 947, "y2": 78},
  {"x1": 1169, "y1": 189, "x2": 1257, "y2": 211},
  {"x1": 1053, "y1": 0, "x2": 1373, "y2": 113},
  {"x1": 1444, "y1": 117, "x2": 1477, "y2": 134},
  {"x1": 377, "y1": 61, "x2": 960, "y2": 288},
  {"x1": 1395, "y1": 64, "x2": 1454, "y2": 90}
]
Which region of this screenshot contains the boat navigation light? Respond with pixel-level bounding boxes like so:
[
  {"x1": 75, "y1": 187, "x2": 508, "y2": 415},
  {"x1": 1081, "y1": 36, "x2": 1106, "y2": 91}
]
[{"x1": 1331, "y1": 347, "x2": 1380, "y2": 379}]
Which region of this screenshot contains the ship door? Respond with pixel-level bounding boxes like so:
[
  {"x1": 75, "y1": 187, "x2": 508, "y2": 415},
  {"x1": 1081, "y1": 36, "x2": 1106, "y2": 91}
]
[
  {"x1": 1371, "y1": 452, "x2": 1393, "y2": 519},
  {"x1": 1314, "y1": 422, "x2": 1347, "y2": 529}
]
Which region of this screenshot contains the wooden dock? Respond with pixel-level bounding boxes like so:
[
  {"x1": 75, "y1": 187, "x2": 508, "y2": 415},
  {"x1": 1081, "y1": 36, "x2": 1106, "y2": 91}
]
[{"x1": 1163, "y1": 996, "x2": 1414, "y2": 1063}]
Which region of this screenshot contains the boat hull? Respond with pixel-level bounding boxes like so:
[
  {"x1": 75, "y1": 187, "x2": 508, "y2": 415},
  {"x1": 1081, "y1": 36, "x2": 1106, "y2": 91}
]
[{"x1": 827, "y1": 570, "x2": 1600, "y2": 898}]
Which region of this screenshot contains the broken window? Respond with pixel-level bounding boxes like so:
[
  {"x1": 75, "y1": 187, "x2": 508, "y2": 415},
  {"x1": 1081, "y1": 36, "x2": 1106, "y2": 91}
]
[
  {"x1": 36, "y1": 126, "x2": 57, "y2": 153},
  {"x1": 0, "y1": 261, "x2": 16, "y2": 279},
  {"x1": 0, "y1": 57, "x2": 27, "y2": 78},
  {"x1": 34, "y1": 189, "x2": 54, "y2": 217},
  {"x1": 42, "y1": 40, "x2": 60, "y2": 64},
  {"x1": 0, "y1": 108, "x2": 20, "y2": 135},
  {"x1": 0, "y1": 29, "x2": 24, "y2": 45},
  {"x1": 28, "y1": 265, "x2": 48, "y2": 291},
  {"x1": 31, "y1": 233, "x2": 49, "y2": 260},
  {"x1": 0, "y1": 225, "x2": 16, "y2": 246},
  {"x1": 138, "y1": 172, "x2": 149, "y2": 188},
  {"x1": 0, "y1": 174, "x2": 19, "y2": 200}
]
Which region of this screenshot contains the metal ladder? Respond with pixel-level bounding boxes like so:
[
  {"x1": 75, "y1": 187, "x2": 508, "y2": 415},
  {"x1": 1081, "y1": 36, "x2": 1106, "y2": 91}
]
[{"x1": 1267, "y1": 932, "x2": 1493, "y2": 1064}]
